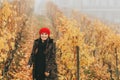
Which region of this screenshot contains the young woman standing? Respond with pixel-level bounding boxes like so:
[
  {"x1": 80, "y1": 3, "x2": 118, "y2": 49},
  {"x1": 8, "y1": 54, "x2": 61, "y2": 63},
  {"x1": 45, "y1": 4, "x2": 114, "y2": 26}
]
[{"x1": 28, "y1": 27, "x2": 57, "y2": 80}]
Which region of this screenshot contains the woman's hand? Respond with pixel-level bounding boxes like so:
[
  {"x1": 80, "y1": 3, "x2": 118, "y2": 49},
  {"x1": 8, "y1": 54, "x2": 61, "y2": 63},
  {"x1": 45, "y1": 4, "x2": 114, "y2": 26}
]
[
  {"x1": 44, "y1": 72, "x2": 50, "y2": 77},
  {"x1": 27, "y1": 65, "x2": 31, "y2": 69}
]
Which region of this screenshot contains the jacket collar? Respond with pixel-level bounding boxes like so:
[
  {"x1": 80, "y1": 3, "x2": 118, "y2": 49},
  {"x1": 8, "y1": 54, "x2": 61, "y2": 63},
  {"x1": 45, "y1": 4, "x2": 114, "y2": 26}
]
[{"x1": 38, "y1": 37, "x2": 53, "y2": 44}]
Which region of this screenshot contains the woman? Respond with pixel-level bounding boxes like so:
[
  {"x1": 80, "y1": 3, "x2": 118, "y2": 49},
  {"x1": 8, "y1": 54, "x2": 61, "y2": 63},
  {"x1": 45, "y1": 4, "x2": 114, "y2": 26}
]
[{"x1": 28, "y1": 27, "x2": 58, "y2": 80}]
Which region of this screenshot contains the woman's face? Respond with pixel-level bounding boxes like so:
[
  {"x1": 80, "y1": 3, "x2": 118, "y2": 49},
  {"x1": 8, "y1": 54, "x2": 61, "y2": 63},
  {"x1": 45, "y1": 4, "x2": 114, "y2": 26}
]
[{"x1": 40, "y1": 33, "x2": 49, "y2": 41}]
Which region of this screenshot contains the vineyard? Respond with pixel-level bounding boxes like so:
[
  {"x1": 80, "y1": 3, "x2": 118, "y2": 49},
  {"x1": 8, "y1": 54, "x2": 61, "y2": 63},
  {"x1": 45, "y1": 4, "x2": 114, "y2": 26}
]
[{"x1": 0, "y1": 0, "x2": 120, "y2": 80}]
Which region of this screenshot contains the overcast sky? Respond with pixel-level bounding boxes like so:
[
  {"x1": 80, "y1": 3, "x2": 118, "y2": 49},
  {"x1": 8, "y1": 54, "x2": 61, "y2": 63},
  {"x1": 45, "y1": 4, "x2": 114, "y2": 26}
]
[{"x1": 34, "y1": 0, "x2": 120, "y2": 24}]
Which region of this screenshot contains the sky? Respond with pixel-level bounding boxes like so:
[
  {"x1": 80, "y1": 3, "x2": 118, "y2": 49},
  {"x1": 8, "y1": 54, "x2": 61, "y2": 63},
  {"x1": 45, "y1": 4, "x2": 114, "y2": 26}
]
[{"x1": 33, "y1": 0, "x2": 120, "y2": 24}]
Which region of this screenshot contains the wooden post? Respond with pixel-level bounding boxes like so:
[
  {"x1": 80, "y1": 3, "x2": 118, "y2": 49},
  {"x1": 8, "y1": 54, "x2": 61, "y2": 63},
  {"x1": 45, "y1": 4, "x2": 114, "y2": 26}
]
[
  {"x1": 76, "y1": 46, "x2": 80, "y2": 80},
  {"x1": 115, "y1": 48, "x2": 119, "y2": 80}
]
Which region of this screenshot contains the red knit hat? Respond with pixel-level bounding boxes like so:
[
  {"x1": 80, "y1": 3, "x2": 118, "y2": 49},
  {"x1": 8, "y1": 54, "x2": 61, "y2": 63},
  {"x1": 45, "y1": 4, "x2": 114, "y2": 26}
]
[{"x1": 39, "y1": 27, "x2": 50, "y2": 36}]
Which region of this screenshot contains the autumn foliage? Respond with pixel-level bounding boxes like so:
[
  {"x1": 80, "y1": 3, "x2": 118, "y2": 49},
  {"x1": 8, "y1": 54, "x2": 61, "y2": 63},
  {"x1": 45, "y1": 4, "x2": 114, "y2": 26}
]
[
  {"x1": 47, "y1": 2, "x2": 120, "y2": 80},
  {"x1": 0, "y1": 1, "x2": 120, "y2": 80},
  {"x1": 0, "y1": 0, "x2": 35, "y2": 80}
]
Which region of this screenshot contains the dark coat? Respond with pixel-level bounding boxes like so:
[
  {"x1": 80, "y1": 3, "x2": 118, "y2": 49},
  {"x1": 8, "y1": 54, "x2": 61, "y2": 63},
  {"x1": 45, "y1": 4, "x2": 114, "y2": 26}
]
[{"x1": 28, "y1": 38, "x2": 58, "y2": 80}]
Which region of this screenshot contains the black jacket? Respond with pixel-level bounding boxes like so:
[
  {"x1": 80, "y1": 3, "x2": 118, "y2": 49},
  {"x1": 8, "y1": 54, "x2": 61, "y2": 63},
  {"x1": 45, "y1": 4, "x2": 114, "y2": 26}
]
[{"x1": 28, "y1": 38, "x2": 58, "y2": 79}]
